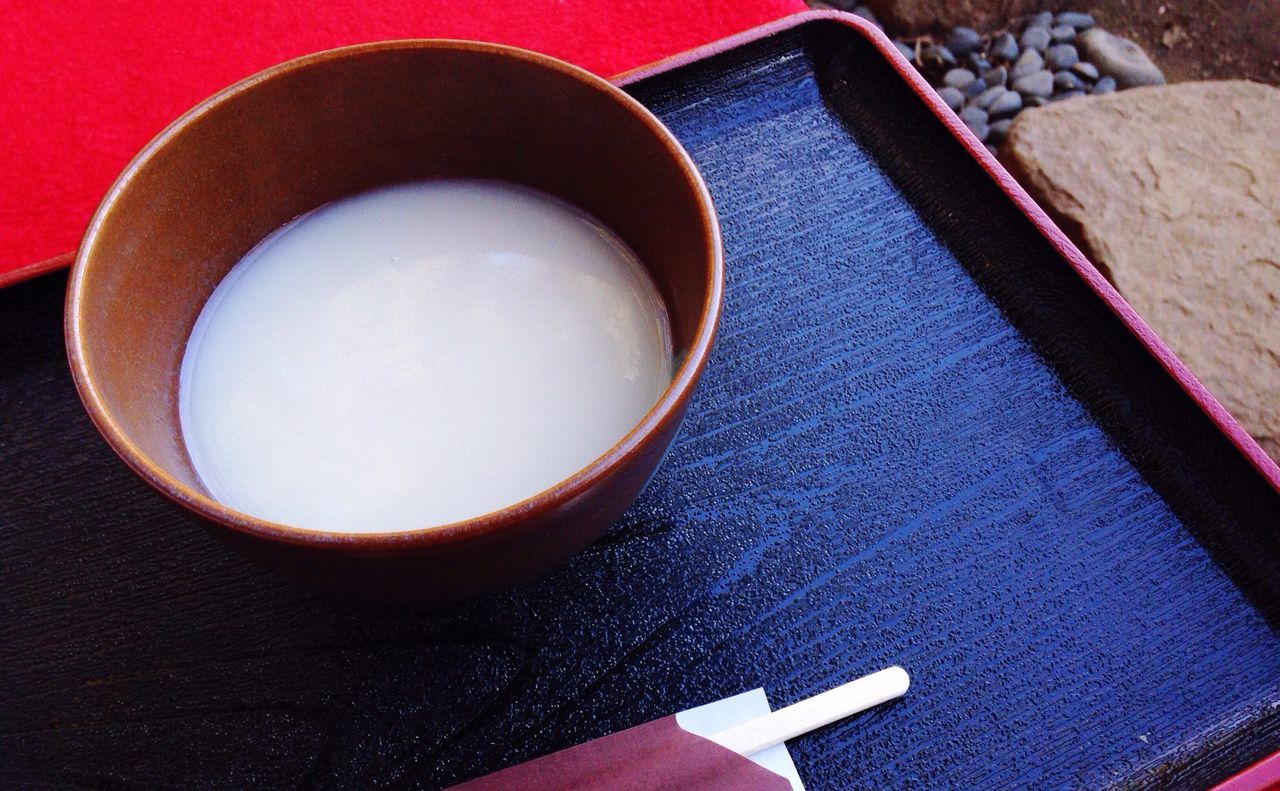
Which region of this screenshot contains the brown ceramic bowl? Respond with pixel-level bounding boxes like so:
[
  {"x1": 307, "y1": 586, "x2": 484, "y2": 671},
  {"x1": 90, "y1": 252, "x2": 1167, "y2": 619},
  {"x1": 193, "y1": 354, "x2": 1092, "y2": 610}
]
[{"x1": 65, "y1": 40, "x2": 722, "y2": 604}]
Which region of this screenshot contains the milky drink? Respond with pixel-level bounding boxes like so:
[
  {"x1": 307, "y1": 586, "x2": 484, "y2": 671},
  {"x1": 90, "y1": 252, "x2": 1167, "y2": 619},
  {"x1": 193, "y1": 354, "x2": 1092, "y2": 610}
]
[{"x1": 179, "y1": 180, "x2": 673, "y2": 533}]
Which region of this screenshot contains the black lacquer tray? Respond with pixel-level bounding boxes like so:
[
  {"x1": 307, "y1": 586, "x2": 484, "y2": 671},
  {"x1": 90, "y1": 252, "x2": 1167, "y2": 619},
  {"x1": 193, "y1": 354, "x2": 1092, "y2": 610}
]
[{"x1": 3, "y1": 14, "x2": 1278, "y2": 790}]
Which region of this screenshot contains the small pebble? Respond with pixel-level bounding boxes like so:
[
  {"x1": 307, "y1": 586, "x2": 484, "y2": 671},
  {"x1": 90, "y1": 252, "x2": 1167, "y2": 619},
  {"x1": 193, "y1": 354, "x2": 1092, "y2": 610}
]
[
  {"x1": 974, "y1": 85, "x2": 1006, "y2": 110},
  {"x1": 967, "y1": 53, "x2": 992, "y2": 73},
  {"x1": 943, "y1": 68, "x2": 977, "y2": 89},
  {"x1": 1050, "y1": 24, "x2": 1076, "y2": 44},
  {"x1": 1026, "y1": 11, "x2": 1054, "y2": 29},
  {"x1": 1025, "y1": 95, "x2": 1050, "y2": 108},
  {"x1": 988, "y1": 89, "x2": 1023, "y2": 118},
  {"x1": 1077, "y1": 28, "x2": 1166, "y2": 88},
  {"x1": 1092, "y1": 76, "x2": 1117, "y2": 94},
  {"x1": 1019, "y1": 27, "x2": 1051, "y2": 53},
  {"x1": 1071, "y1": 61, "x2": 1100, "y2": 81},
  {"x1": 1012, "y1": 69, "x2": 1054, "y2": 98},
  {"x1": 893, "y1": 40, "x2": 916, "y2": 62},
  {"x1": 946, "y1": 27, "x2": 983, "y2": 58},
  {"x1": 959, "y1": 105, "x2": 989, "y2": 127},
  {"x1": 1010, "y1": 49, "x2": 1044, "y2": 81},
  {"x1": 989, "y1": 32, "x2": 1019, "y2": 62},
  {"x1": 1051, "y1": 89, "x2": 1086, "y2": 101},
  {"x1": 1056, "y1": 11, "x2": 1096, "y2": 30},
  {"x1": 963, "y1": 77, "x2": 988, "y2": 98},
  {"x1": 1046, "y1": 43, "x2": 1079, "y2": 70},
  {"x1": 1054, "y1": 70, "x2": 1084, "y2": 91},
  {"x1": 852, "y1": 5, "x2": 879, "y2": 25},
  {"x1": 988, "y1": 119, "x2": 1013, "y2": 144},
  {"x1": 982, "y1": 66, "x2": 1008, "y2": 87},
  {"x1": 958, "y1": 106, "x2": 990, "y2": 141},
  {"x1": 937, "y1": 86, "x2": 966, "y2": 110},
  {"x1": 922, "y1": 44, "x2": 957, "y2": 69}
]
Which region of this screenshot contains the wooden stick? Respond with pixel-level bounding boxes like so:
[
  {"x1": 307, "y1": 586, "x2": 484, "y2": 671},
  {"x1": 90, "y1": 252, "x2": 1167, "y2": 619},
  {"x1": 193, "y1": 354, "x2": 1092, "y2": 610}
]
[{"x1": 707, "y1": 667, "x2": 910, "y2": 757}]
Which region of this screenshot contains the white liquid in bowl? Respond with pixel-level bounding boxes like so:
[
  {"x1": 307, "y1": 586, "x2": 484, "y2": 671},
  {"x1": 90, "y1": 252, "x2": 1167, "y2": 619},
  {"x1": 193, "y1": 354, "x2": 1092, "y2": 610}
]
[{"x1": 179, "y1": 180, "x2": 673, "y2": 533}]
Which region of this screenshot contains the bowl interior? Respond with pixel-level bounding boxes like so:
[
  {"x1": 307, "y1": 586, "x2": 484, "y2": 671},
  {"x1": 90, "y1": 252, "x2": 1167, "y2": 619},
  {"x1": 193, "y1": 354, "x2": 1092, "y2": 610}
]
[{"x1": 70, "y1": 42, "x2": 717, "y2": 512}]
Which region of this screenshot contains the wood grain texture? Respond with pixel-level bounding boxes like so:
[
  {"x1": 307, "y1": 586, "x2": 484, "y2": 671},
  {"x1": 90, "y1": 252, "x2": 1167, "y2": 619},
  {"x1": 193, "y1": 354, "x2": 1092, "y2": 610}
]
[{"x1": 3, "y1": 21, "x2": 1279, "y2": 789}]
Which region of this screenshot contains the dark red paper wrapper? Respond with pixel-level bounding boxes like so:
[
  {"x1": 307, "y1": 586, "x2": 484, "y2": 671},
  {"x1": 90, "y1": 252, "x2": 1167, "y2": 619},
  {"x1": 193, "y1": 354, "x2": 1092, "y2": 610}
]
[{"x1": 448, "y1": 715, "x2": 792, "y2": 790}]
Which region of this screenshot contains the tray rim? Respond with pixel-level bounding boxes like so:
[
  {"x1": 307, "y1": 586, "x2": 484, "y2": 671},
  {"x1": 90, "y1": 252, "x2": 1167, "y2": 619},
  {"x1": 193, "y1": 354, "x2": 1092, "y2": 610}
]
[
  {"x1": 620, "y1": 13, "x2": 1280, "y2": 788},
  {"x1": 619, "y1": 10, "x2": 1280, "y2": 497},
  {"x1": 1215, "y1": 751, "x2": 1280, "y2": 791},
  {"x1": 5, "y1": 12, "x2": 1279, "y2": 788},
  {"x1": 0, "y1": 250, "x2": 73, "y2": 290}
]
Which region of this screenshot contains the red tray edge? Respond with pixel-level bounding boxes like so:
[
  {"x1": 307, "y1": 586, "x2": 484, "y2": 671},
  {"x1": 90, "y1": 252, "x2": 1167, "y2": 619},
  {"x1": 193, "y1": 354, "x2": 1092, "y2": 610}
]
[
  {"x1": 8, "y1": 11, "x2": 1279, "y2": 787},
  {"x1": 624, "y1": 13, "x2": 1280, "y2": 787},
  {"x1": 1214, "y1": 751, "x2": 1280, "y2": 791},
  {"x1": 0, "y1": 250, "x2": 74, "y2": 290},
  {"x1": 620, "y1": 10, "x2": 1280, "y2": 497},
  {"x1": 622, "y1": 12, "x2": 1280, "y2": 783}
]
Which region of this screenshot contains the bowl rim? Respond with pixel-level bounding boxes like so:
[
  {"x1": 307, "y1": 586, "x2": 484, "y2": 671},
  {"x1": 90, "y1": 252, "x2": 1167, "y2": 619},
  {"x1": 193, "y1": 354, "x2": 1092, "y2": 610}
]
[{"x1": 65, "y1": 38, "x2": 723, "y2": 550}]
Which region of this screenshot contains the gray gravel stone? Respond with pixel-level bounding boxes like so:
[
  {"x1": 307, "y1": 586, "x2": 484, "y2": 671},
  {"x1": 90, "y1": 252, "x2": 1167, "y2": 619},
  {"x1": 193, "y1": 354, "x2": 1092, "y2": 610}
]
[
  {"x1": 1020, "y1": 26, "x2": 1051, "y2": 53},
  {"x1": 988, "y1": 89, "x2": 1023, "y2": 118},
  {"x1": 964, "y1": 77, "x2": 988, "y2": 98},
  {"x1": 988, "y1": 118, "x2": 1013, "y2": 144},
  {"x1": 1027, "y1": 11, "x2": 1053, "y2": 29},
  {"x1": 990, "y1": 32, "x2": 1019, "y2": 62},
  {"x1": 1051, "y1": 89, "x2": 1086, "y2": 101},
  {"x1": 946, "y1": 27, "x2": 983, "y2": 58},
  {"x1": 1025, "y1": 95, "x2": 1050, "y2": 108},
  {"x1": 944, "y1": 68, "x2": 977, "y2": 89},
  {"x1": 974, "y1": 85, "x2": 1007, "y2": 110},
  {"x1": 893, "y1": 40, "x2": 916, "y2": 62},
  {"x1": 959, "y1": 105, "x2": 990, "y2": 140},
  {"x1": 982, "y1": 66, "x2": 1008, "y2": 87},
  {"x1": 1010, "y1": 49, "x2": 1044, "y2": 81},
  {"x1": 1046, "y1": 44, "x2": 1079, "y2": 71},
  {"x1": 1050, "y1": 24, "x2": 1076, "y2": 44},
  {"x1": 959, "y1": 105, "x2": 989, "y2": 126},
  {"x1": 1054, "y1": 70, "x2": 1084, "y2": 92},
  {"x1": 1056, "y1": 11, "x2": 1095, "y2": 30},
  {"x1": 1071, "y1": 61, "x2": 1100, "y2": 81},
  {"x1": 922, "y1": 44, "x2": 957, "y2": 69},
  {"x1": 937, "y1": 86, "x2": 966, "y2": 110},
  {"x1": 1077, "y1": 28, "x2": 1166, "y2": 89},
  {"x1": 1012, "y1": 69, "x2": 1055, "y2": 98},
  {"x1": 1092, "y1": 76, "x2": 1118, "y2": 94}
]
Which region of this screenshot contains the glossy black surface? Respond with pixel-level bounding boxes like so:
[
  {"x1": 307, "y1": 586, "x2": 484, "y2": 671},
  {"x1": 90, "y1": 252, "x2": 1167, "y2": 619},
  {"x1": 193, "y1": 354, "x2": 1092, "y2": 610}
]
[{"x1": 3, "y1": 20, "x2": 1278, "y2": 789}]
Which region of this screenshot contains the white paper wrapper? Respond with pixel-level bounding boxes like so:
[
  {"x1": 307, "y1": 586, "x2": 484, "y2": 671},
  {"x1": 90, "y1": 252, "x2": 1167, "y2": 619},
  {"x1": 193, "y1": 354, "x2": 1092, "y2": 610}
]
[{"x1": 676, "y1": 688, "x2": 805, "y2": 790}]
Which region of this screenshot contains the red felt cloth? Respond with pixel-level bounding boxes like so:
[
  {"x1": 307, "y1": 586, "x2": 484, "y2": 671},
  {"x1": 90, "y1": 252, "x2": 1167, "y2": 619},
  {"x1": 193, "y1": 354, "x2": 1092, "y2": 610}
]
[{"x1": 0, "y1": 0, "x2": 802, "y2": 279}]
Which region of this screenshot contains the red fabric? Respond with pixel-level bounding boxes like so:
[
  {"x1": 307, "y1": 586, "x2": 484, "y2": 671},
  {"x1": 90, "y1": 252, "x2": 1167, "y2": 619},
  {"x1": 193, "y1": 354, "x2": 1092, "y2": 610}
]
[{"x1": 0, "y1": 0, "x2": 802, "y2": 278}]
